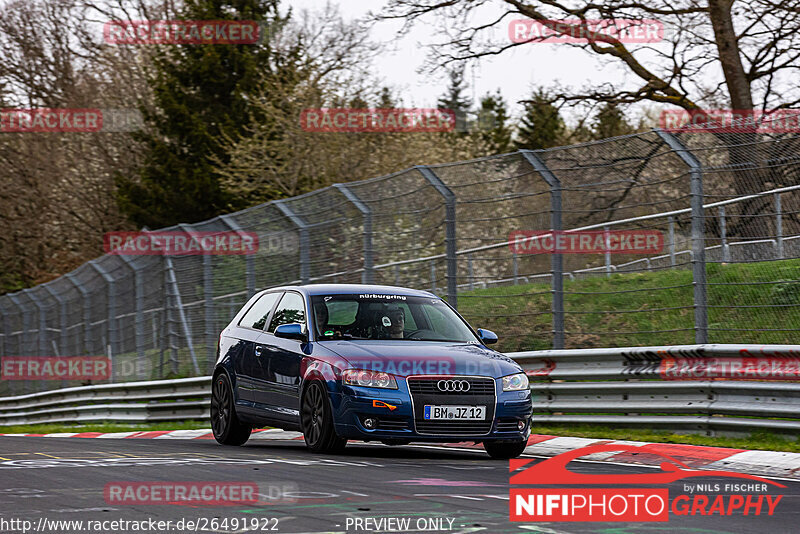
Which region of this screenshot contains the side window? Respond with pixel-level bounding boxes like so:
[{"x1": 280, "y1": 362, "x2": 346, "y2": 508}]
[
  {"x1": 268, "y1": 292, "x2": 306, "y2": 332},
  {"x1": 238, "y1": 292, "x2": 281, "y2": 330},
  {"x1": 423, "y1": 304, "x2": 457, "y2": 338},
  {"x1": 396, "y1": 303, "x2": 418, "y2": 330},
  {"x1": 326, "y1": 301, "x2": 358, "y2": 326}
]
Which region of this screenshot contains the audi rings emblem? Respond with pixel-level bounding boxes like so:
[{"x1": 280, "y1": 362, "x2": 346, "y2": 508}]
[{"x1": 437, "y1": 379, "x2": 470, "y2": 392}]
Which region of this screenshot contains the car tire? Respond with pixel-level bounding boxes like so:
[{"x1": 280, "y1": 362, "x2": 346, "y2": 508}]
[
  {"x1": 484, "y1": 440, "x2": 527, "y2": 459},
  {"x1": 211, "y1": 373, "x2": 252, "y2": 446},
  {"x1": 301, "y1": 381, "x2": 347, "y2": 454}
]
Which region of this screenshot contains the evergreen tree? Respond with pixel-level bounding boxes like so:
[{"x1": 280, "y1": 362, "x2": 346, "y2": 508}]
[
  {"x1": 475, "y1": 90, "x2": 513, "y2": 154},
  {"x1": 116, "y1": 0, "x2": 295, "y2": 229},
  {"x1": 377, "y1": 86, "x2": 394, "y2": 108},
  {"x1": 349, "y1": 94, "x2": 369, "y2": 108},
  {"x1": 591, "y1": 102, "x2": 633, "y2": 140},
  {"x1": 437, "y1": 67, "x2": 472, "y2": 134},
  {"x1": 514, "y1": 89, "x2": 565, "y2": 150}
]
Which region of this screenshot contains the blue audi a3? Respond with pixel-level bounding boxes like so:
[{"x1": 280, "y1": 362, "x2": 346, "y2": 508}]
[{"x1": 211, "y1": 284, "x2": 532, "y2": 459}]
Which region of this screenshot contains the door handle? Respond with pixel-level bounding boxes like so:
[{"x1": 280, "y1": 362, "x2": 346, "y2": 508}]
[{"x1": 254, "y1": 345, "x2": 264, "y2": 357}]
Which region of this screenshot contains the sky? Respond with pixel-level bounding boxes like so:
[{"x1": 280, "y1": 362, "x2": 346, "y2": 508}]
[{"x1": 287, "y1": 0, "x2": 630, "y2": 120}]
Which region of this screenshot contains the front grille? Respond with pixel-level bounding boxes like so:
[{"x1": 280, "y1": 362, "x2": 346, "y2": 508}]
[
  {"x1": 407, "y1": 375, "x2": 496, "y2": 436},
  {"x1": 407, "y1": 376, "x2": 496, "y2": 396},
  {"x1": 415, "y1": 420, "x2": 493, "y2": 435},
  {"x1": 377, "y1": 417, "x2": 409, "y2": 431}
]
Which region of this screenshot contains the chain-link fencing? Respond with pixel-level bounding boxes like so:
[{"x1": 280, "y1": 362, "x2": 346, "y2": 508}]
[{"x1": 2, "y1": 127, "x2": 799, "y2": 394}]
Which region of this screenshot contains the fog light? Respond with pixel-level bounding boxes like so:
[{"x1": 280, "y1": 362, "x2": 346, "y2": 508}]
[
  {"x1": 363, "y1": 418, "x2": 377, "y2": 430},
  {"x1": 517, "y1": 420, "x2": 526, "y2": 431}
]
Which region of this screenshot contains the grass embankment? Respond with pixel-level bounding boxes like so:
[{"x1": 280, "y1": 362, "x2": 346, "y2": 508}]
[
  {"x1": 458, "y1": 259, "x2": 800, "y2": 351},
  {"x1": 0, "y1": 421, "x2": 209, "y2": 434},
  {"x1": 530, "y1": 424, "x2": 800, "y2": 453},
  {"x1": 459, "y1": 260, "x2": 800, "y2": 451}
]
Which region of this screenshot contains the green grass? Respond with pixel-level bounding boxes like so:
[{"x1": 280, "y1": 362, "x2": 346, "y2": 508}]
[
  {"x1": 2, "y1": 421, "x2": 796, "y2": 454},
  {"x1": 0, "y1": 420, "x2": 210, "y2": 434},
  {"x1": 458, "y1": 258, "x2": 800, "y2": 351},
  {"x1": 531, "y1": 424, "x2": 800, "y2": 453}
]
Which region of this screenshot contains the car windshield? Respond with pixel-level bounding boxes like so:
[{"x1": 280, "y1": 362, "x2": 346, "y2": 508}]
[{"x1": 310, "y1": 294, "x2": 479, "y2": 343}]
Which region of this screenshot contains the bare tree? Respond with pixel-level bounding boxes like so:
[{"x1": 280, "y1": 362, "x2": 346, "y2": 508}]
[
  {"x1": 0, "y1": 0, "x2": 169, "y2": 288},
  {"x1": 217, "y1": 3, "x2": 490, "y2": 201},
  {"x1": 380, "y1": 0, "x2": 800, "y2": 236}
]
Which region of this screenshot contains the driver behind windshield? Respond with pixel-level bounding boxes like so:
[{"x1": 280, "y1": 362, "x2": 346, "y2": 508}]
[
  {"x1": 309, "y1": 294, "x2": 478, "y2": 343},
  {"x1": 384, "y1": 306, "x2": 405, "y2": 339}
]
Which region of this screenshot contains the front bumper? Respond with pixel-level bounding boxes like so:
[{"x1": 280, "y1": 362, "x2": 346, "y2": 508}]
[{"x1": 330, "y1": 376, "x2": 533, "y2": 442}]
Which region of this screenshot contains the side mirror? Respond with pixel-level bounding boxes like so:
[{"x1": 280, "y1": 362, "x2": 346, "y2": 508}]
[
  {"x1": 476, "y1": 328, "x2": 498, "y2": 345},
  {"x1": 275, "y1": 323, "x2": 307, "y2": 342}
]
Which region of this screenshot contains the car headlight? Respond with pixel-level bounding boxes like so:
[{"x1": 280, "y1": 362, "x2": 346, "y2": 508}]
[
  {"x1": 342, "y1": 369, "x2": 398, "y2": 389},
  {"x1": 502, "y1": 372, "x2": 529, "y2": 392}
]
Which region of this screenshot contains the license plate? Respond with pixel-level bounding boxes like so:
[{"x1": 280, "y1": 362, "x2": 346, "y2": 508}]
[{"x1": 423, "y1": 405, "x2": 486, "y2": 420}]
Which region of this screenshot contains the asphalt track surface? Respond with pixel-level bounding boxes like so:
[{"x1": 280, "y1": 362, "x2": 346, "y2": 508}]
[{"x1": 0, "y1": 436, "x2": 798, "y2": 534}]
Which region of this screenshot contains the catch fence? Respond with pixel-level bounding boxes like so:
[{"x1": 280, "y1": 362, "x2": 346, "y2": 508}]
[{"x1": 2, "y1": 127, "x2": 800, "y2": 394}]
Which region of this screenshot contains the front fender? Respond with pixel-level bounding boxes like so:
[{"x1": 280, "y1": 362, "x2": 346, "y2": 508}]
[{"x1": 300, "y1": 357, "x2": 343, "y2": 413}]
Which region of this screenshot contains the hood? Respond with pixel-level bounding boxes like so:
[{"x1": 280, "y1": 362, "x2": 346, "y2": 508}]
[{"x1": 317, "y1": 340, "x2": 521, "y2": 378}]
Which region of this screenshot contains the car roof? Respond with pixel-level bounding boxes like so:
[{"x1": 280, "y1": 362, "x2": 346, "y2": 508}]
[{"x1": 263, "y1": 284, "x2": 437, "y2": 298}]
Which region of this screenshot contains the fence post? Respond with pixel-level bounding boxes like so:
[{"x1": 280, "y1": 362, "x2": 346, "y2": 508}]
[
  {"x1": 273, "y1": 201, "x2": 310, "y2": 285},
  {"x1": 41, "y1": 284, "x2": 68, "y2": 358},
  {"x1": 8, "y1": 293, "x2": 31, "y2": 393},
  {"x1": 24, "y1": 288, "x2": 48, "y2": 357},
  {"x1": 161, "y1": 257, "x2": 174, "y2": 376},
  {"x1": 116, "y1": 255, "x2": 146, "y2": 370},
  {"x1": 416, "y1": 166, "x2": 457, "y2": 308},
  {"x1": 0, "y1": 297, "x2": 6, "y2": 359},
  {"x1": 40, "y1": 284, "x2": 67, "y2": 389},
  {"x1": 176, "y1": 224, "x2": 215, "y2": 370},
  {"x1": 334, "y1": 183, "x2": 374, "y2": 284},
  {"x1": 656, "y1": 129, "x2": 708, "y2": 344},
  {"x1": 468, "y1": 254, "x2": 475, "y2": 291},
  {"x1": 519, "y1": 150, "x2": 564, "y2": 350},
  {"x1": 203, "y1": 254, "x2": 215, "y2": 370},
  {"x1": 0, "y1": 297, "x2": 7, "y2": 395},
  {"x1": 668, "y1": 216, "x2": 676, "y2": 267},
  {"x1": 217, "y1": 215, "x2": 256, "y2": 297},
  {"x1": 719, "y1": 206, "x2": 729, "y2": 262},
  {"x1": 0, "y1": 296, "x2": 13, "y2": 393},
  {"x1": 163, "y1": 255, "x2": 201, "y2": 375},
  {"x1": 88, "y1": 260, "x2": 117, "y2": 378},
  {"x1": 512, "y1": 252, "x2": 519, "y2": 285},
  {"x1": 775, "y1": 192, "x2": 784, "y2": 259},
  {"x1": 65, "y1": 273, "x2": 92, "y2": 355},
  {"x1": 7, "y1": 293, "x2": 30, "y2": 357}
]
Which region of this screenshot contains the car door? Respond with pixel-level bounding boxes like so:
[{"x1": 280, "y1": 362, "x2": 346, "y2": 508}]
[
  {"x1": 255, "y1": 291, "x2": 307, "y2": 420},
  {"x1": 233, "y1": 291, "x2": 281, "y2": 403}
]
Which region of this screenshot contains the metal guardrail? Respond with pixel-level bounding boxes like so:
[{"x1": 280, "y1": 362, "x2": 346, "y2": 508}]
[
  {"x1": 1, "y1": 344, "x2": 799, "y2": 435},
  {"x1": 510, "y1": 344, "x2": 800, "y2": 435},
  {"x1": 0, "y1": 376, "x2": 211, "y2": 426}
]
